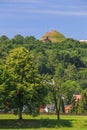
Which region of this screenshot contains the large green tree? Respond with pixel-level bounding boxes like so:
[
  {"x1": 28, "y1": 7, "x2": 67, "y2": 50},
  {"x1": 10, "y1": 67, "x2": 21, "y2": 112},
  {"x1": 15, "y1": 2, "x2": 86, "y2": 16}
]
[{"x1": 3, "y1": 47, "x2": 47, "y2": 119}]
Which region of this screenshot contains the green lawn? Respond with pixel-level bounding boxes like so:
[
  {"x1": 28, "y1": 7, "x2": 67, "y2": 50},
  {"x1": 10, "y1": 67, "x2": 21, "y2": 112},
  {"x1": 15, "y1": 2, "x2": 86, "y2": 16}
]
[{"x1": 0, "y1": 114, "x2": 87, "y2": 130}]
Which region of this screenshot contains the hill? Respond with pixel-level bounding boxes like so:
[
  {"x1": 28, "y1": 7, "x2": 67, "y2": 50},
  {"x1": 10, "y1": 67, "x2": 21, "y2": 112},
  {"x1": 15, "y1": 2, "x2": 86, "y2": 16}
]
[{"x1": 41, "y1": 30, "x2": 66, "y2": 43}]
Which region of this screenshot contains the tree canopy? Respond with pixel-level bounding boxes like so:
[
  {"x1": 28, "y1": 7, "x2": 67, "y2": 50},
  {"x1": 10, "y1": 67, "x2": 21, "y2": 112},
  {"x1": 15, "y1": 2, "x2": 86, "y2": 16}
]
[{"x1": 0, "y1": 35, "x2": 87, "y2": 119}]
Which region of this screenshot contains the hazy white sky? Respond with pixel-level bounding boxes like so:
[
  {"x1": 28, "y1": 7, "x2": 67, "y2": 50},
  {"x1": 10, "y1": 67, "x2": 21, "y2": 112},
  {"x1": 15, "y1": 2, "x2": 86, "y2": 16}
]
[{"x1": 0, "y1": 0, "x2": 87, "y2": 40}]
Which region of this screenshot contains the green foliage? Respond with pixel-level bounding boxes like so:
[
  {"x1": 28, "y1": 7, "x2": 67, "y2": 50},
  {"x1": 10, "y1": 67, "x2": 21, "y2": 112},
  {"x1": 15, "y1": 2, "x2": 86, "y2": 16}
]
[
  {"x1": 0, "y1": 47, "x2": 47, "y2": 119},
  {"x1": 12, "y1": 34, "x2": 24, "y2": 44},
  {"x1": 62, "y1": 80, "x2": 81, "y2": 104},
  {"x1": 24, "y1": 36, "x2": 36, "y2": 44},
  {"x1": 1, "y1": 33, "x2": 87, "y2": 117},
  {"x1": 77, "y1": 89, "x2": 87, "y2": 113},
  {"x1": 64, "y1": 64, "x2": 77, "y2": 80},
  {"x1": 0, "y1": 35, "x2": 9, "y2": 43}
]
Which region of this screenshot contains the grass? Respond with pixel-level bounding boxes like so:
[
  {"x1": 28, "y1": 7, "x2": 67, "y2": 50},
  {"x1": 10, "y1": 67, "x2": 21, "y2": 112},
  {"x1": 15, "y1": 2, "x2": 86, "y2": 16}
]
[{"x1": 0, "y1": 114, "x2": 87, "y2": 130}]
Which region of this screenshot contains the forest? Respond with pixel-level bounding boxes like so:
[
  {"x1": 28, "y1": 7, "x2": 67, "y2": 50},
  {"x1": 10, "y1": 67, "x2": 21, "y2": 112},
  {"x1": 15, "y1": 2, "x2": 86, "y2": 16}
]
[{"x1": 0, "y1": 34, "x2": 87, "y2": 120}]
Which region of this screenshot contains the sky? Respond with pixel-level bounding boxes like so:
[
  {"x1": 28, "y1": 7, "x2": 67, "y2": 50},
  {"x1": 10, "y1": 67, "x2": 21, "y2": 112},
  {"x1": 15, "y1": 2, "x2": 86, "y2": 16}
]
[{"x1": 0, "y1": 0, "x2": 87, "y2": 40}]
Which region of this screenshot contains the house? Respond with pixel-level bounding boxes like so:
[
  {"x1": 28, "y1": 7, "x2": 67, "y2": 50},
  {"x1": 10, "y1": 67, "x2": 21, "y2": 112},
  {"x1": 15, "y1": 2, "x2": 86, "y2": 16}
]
[
  {"x1": 64, "y1": 94, "x2": 81, "y2": 113},
  {"x1": 40, "y1": 95, "x2": 81, "y2": 114},
  {"x1": 65, "y1": 105, "x2": 72, "y2": 113},
  {"x1": 39, "y1": 106, "x2": 44, "y2": 113},
  {"x1": 42, "y1": 36, "x2": 51, "y2": 42},
  {"x1": 40, "y1": 104, "x2": 55, "y2": 113},
  {"x1": 73, "y1": 94, "x2": 81, "y2": 102}
]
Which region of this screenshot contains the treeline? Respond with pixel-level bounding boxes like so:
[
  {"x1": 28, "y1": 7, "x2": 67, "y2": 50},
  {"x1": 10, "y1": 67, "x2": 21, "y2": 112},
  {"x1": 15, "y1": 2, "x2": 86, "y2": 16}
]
[{"x1": 0, "y1": 34, "x2": 87, "y2": 120}]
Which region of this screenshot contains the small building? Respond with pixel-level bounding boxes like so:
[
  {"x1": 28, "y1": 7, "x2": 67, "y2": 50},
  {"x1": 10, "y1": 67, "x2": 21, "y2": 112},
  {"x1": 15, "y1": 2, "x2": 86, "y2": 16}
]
[
  {"x1": 65, "y1": 94, "x2": 81, "y2": 113},
  {"x1": 73, "y1": 94, "x2": 81, "y2": 102},
  {"x1": 42, "y1": 36, "x2": 51, "y2": 42},
  {"x1": 65, "y1": 105, "x2": 72, "y2": 113},
  {"x1": 39, "y1": 106, "x2": 44, "y2": 113}
]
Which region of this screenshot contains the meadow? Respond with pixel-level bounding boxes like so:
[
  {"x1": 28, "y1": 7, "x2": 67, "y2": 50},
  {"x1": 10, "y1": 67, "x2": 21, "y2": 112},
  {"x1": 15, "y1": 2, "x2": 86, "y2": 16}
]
[{"x1": 0, "y1": 114, "x2": 87, "y2": 130}]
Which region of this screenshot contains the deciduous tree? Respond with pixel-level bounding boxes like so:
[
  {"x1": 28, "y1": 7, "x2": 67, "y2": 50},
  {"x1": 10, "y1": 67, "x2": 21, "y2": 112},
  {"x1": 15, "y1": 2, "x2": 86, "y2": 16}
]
[{"x1": 4, "y1": 47, "x2": 47, "y2": 119}]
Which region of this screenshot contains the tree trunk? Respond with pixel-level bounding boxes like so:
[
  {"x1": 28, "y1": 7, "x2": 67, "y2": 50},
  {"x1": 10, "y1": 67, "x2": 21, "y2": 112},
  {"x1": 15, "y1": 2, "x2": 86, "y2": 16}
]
[
  {"x1": 53, "y1": 91, "x2": 60, "y2": 120},
  {"x1": 19, "y1": 106, "x2": 23, "y2": 120},
  {"x1": 17, "y1": 92, "x2": 23, "y2": 120},
  {"x1": 56, "y1": 102, "x2": 60, "y2": 120},
  {"x1": 57, "y1": 109, "x2": 60, "y2": 120}
]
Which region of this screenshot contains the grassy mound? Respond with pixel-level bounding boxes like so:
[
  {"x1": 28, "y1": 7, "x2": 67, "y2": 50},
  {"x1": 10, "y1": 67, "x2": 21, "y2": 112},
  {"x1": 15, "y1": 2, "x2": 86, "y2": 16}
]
[{"x1": 42, "y1": 30, "x2": 66, "y2": 43}]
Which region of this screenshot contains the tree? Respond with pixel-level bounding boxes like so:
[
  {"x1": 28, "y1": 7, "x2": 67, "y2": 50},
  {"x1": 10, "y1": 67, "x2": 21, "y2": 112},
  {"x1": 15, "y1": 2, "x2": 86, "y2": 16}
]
[
  {"x1": 12, "y1": 34, "x2": 24, "y2": 44},
  {"x1": 50, "y1": 64, "x2": 65, "y2": 120},
  {"x1": 78, "y1": 68, "x2": 87, "y2": 90},
  {"x1": 62, "y1": 80, "x2": 81, "y2": 105},
  {"x1": 50, "y1": 64, "x2": 80, "y2": 118},
  {"x1": 4, "y1": 47, "x2": 47, "y2": 119},
  {"x1": 77, "y1": 89, "x2": 87, "y2": 113},
  {"x1": 0, "y1": 64, "x2": 7, "y2": 109},
  {"x1": 64, "y1": 64, "x2": 77, "y2": 80},
  {"x1": 63, "y1": 64, "x2": 81, "y2": 105},
  {"x1": 24, "y1": 36, "x2": 36, "y2": 44},
  {"x1": 0, "y1": 35, "x2": 9, "y2": 43}
]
